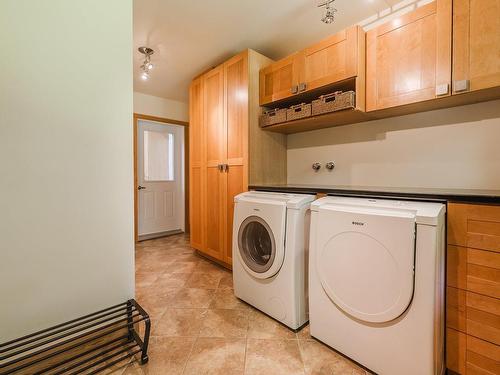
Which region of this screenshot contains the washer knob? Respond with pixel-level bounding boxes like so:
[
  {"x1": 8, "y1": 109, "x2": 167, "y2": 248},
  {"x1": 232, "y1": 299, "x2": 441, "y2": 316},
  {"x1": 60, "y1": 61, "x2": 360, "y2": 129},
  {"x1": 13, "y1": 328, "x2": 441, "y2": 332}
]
[
  {"x1": 312, "y1": 162, "x2": 321, "y2": 171},
  {"x1": 326, "y1": 161, "x2": 335, "y2": 170}
]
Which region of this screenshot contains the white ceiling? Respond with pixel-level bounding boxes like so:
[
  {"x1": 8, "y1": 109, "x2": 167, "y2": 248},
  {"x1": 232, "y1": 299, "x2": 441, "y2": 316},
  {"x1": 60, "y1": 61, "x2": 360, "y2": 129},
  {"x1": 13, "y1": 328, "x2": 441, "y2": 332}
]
[{"x1": 133, "y1": 0, "x2": 401, "y2": 102}]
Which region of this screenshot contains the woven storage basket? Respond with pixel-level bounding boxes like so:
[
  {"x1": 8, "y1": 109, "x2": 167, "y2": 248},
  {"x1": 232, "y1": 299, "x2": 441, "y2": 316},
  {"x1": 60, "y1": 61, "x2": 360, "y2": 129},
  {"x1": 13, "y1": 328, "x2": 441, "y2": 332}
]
[
  {"x1": 287, "y1": 103, "x2": 311, "y2": 121},
  {"x1": 260, "y1": 108, "x2": 287, "y2": 127},
  {"x1": 311, "y1": 91, "x2": 355, "y2": 116}
]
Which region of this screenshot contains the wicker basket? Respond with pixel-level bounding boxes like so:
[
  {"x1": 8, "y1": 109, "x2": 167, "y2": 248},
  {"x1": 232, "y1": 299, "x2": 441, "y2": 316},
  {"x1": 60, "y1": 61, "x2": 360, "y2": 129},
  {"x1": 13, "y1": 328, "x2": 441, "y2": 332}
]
[
  {"x1": 286, "y1": 103, "x2": 312, "y2": 121},
  {"x1": 311, "y1": 91, "x2": 356, "y2": 116},
  {"x1": 260, "y1": 108, "x2": 287, "y2": 127}
]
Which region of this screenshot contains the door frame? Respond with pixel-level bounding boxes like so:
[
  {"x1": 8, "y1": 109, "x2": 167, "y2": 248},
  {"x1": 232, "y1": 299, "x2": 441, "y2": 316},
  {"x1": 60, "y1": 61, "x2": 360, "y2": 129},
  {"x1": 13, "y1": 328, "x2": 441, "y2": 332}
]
[{"x1": 133, "y1": 113, "x2": 189, "y2": 242}]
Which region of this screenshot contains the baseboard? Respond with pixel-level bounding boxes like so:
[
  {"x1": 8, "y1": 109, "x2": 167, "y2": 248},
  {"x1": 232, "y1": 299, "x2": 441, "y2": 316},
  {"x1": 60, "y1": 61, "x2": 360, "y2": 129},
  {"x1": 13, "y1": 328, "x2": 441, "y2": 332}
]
[{"x1": 138, "y1": 229, "x2": 183, "y2": 241}]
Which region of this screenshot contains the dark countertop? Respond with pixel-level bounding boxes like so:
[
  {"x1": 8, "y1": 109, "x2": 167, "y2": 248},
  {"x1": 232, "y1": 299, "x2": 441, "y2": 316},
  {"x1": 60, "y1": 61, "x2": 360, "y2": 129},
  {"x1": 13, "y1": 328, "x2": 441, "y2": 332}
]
[{"x1": 249, "y1": 184, "x2": 500, "y2": 204}]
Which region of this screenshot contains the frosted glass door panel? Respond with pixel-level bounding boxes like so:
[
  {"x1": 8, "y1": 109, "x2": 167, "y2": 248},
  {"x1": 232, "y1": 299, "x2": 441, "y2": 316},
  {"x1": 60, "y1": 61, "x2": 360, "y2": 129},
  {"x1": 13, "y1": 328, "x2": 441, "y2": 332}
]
[{"x1": 143, "y1": 130, "x2": 174, "y2": 181}]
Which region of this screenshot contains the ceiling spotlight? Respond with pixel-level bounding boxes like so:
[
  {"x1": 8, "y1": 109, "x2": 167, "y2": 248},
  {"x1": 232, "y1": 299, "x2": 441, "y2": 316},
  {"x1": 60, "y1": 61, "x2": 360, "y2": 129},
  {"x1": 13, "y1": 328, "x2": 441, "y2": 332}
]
[
  {"x1": 318, "y1": 0, "x2": 337, "y2": 24},
  {"x1": 138, "y1": 46, "x2": 154, "y2": 80}
]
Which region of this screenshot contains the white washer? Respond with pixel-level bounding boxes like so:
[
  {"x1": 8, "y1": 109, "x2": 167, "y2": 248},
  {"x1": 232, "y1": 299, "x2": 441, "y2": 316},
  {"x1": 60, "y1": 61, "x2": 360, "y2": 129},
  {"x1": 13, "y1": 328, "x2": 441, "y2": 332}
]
[
  {"x1": 232, "y1": 191, "x2": 315, "y2": 329},
  {"x1": 309, "y1": 196, "x2": 446, "y2": 375}
]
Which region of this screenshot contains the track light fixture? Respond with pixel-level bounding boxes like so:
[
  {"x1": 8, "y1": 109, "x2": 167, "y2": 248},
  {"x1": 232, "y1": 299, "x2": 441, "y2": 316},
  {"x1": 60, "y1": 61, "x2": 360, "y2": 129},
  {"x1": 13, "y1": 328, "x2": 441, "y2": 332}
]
[
  {"x1": 318, "y1": 0, "x2": 337, "y2": 24},
  {"x1": 138, "y1": 47, "x2": 154, "y2": 81}
]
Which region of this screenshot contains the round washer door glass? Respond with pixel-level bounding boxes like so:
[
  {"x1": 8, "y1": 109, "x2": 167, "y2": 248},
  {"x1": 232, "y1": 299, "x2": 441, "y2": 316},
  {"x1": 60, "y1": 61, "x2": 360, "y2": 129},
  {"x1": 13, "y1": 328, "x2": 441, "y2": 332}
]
[{"x1": 238, "y1": 216, "x2": 276, "y2": 274}]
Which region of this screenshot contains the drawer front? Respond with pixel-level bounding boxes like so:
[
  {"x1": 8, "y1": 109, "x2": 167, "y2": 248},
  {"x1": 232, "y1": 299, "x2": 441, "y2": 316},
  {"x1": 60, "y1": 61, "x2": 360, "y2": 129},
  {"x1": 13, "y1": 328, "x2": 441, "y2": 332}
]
[
  {"x1": 466, "y1": 292, "x2": 500, "y2": 346},
  {"x1": 447, "y1": 288, "x2": 500, "y2": 345},
  {"x1": 448, "y1": 203, "x2": 500, "y2": 251},
  {"x1": 447, "y1": 328, "x2": 467, "y2": 374},
  {"x1": 466, "y1": 335, "x2": 500, "y2": 375},
  {"x1": 467, "y1": 249, "x2": 500, "y2": 299},
  {"x1": 447, "y1": 246, "x2": 500, "y2": 298}
]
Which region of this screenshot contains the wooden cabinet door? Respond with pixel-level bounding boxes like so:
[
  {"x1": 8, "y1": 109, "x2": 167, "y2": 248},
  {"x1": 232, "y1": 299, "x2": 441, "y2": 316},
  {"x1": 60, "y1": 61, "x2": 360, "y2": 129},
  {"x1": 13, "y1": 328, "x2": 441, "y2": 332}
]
[
  {"x1": 453, "y1": 0, "x2": 500, "y2": 94},
  {"x1": 224, "y1": 52, "x2": 249, "y2": 266},
  {"x1": 202, "y1": 65, "x2": 225, "y2": 261},
  {"x1": 259, "y1": 53, "x2": 301, "y2": 105},
  {"x1": 189, "y1": 77, "x2": 204, "y2": 251},
  {"x1": 301, "y1": 25, "x2": 361, "y2": 93},
  {"x1": 366, "y1": 0, "x2": 452, "y2": 111}
]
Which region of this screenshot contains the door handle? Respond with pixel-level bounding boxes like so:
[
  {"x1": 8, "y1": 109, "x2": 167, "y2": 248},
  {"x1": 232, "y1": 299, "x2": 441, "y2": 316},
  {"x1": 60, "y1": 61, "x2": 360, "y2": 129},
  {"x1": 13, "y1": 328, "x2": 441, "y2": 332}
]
[{"x1": 138, "y1": 185, "x2": 146, "y2": 190}]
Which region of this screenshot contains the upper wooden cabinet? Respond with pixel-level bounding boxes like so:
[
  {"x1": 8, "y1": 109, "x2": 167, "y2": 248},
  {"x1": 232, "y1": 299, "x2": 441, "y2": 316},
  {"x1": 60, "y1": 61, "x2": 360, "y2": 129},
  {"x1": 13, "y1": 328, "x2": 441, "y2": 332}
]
[
  {"x1": 301, "y1": 25, "x2": 364, "y2": 93},
  {"x1": 259, "y1": 53, "x2": 301, "y2": 105},
  {"x1": 259, "y1": 26, "x2": 365, "y2": 106},
  {"x1": 452, "y1": 0, "x2": 500, "y2": 94},
  {"x1": 366, "y1": 0, "x2": 452, "y2": 111}
]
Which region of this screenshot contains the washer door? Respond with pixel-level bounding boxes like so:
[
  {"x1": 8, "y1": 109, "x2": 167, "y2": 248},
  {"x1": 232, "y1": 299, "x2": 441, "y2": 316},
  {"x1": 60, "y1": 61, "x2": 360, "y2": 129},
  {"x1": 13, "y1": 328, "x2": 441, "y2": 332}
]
[
  {"x1": 315, "y1": 204, "x2": 416, "y2": 323},
  {"x1": 238, "y1": 215, "x2": 283, "y2": 279}
]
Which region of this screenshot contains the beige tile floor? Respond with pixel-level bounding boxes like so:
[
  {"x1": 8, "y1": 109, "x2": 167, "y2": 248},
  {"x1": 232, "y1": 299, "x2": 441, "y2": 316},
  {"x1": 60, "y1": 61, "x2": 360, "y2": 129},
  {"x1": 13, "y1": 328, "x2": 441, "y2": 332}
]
[{"x1": 119, "y1": 234, "x2": 370, "y2": 375}]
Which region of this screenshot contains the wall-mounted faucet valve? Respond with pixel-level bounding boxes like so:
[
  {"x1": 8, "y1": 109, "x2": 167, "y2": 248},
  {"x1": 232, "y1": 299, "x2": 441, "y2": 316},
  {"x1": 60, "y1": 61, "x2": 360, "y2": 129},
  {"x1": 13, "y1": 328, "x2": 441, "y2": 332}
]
[{"x1": 312, "y1": 162, "x2": 321, "y2": 171}]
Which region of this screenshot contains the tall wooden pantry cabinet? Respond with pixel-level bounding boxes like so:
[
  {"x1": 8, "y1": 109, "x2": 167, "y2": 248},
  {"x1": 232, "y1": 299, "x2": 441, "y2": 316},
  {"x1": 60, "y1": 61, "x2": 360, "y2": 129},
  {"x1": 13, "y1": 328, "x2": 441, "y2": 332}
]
[{"x1": 189, "y1": 49, "x2": 287, "y2": 268}]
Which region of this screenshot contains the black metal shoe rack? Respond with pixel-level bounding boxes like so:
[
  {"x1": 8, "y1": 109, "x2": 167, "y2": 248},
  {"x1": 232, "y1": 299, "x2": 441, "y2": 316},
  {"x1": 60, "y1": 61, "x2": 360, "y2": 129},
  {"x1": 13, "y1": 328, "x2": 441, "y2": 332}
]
[{"x1": 0, "y1": 299, "x2": 150, "y2": 374}]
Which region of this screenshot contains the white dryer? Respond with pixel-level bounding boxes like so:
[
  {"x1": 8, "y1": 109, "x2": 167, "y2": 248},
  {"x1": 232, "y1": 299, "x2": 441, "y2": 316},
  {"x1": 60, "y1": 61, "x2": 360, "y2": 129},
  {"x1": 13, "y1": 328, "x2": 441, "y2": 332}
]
[
  {"x1": 309, "y1": 196, "x2": 445, "y2": 375},
  {"x1": 232, "y1": 191, "x2": 315, "y2": 329}
]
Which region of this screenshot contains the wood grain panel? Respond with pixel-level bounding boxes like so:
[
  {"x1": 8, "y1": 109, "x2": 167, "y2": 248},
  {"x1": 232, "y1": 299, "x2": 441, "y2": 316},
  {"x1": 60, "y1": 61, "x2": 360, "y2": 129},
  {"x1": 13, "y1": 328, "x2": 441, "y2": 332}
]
[
  {"x1": 205, "y1": 166, "x2": 224, "y2": 260},
  {"x1": 466, "y1": 292, "x2": 500, "y2": 345},
  {"x1": 189, "y1": 79, "x2": 203, "y2": 167},
  {"x1": 448, "y1": 203, "x2": 500, "y2": 250},
  {"x1": 448, "y1": 245, "x2": 467, "y2": 289},
  {"x1": 225, "y1": 53, "x2": 248, "y2": 163},
  {"x1": 189, "y1": 78, "x2": 204, "y2": 250},
  {"x1": 259, "y1": 53, "x2": 300, "y2": 105},
  {"x1": 366, "y1": 0, "x2": 452, "y2": 111},
  {"x1": 447, "y1": 328, "x2": 467, "y2": 374},
  {"x1": 225, "y1": 165, "x2": 244, "y2": 266},
  {"x1": 466, "y1": 335, "x2": 500, "y2": 374},
  {"x1": 189, "y1": 167, "x2": 203, "y2": 249},
  {"x1": 301, "y1": 26, "x2": 361, "y2": 92},
  {"x1": 203, "y1": 66, "x2": 225, "y2": 166},
  {"x1": 467, "y1": 263, "x2": 500, "y2": 299},
  {"x1": 448, "y1": 286, "x2": 467, "y2": 332},
  {"x1": 223, "y1": 51, "x2": 250, "y2": 266},
  {"x1": 454, "y1": 0, "x2": 500, "y2": 93},
  {"x1": 468, "y1": 220, "x2": 500, "y2": 253}
]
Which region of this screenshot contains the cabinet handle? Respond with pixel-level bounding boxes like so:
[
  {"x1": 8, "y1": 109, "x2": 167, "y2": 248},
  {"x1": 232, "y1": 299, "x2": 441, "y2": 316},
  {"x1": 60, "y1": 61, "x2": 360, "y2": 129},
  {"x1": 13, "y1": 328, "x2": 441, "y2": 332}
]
[
  {"x1": 217, "y1": 164, "x2": 223, "y2": 172},
  {"x1": 299, "y1": 82, "x2": 307, "y2": 92},
  {"x1": 453, "y1": 80, "x2": 470, "y2": 93},
  {"x1": 223, "y1": 164, "x2": 229, "y2": 172},
  {"x1": 435, "y1": 83, "x2": 449, "y2": 96},
  {"x1": 291, "y1": 85, "x2": 298, "y2": 94}
]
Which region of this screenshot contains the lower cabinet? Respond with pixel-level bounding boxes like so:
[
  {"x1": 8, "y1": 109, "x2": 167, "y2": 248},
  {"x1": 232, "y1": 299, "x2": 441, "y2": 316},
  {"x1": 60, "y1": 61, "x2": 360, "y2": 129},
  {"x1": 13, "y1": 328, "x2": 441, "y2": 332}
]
[{"x1": 446, "y1": 202, "x2": 500, "y2": 374}]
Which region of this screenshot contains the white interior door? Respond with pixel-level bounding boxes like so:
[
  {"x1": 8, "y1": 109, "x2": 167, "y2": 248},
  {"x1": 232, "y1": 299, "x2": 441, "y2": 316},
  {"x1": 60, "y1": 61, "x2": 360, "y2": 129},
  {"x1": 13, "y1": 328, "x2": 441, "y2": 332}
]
[{"x1": 137, "y1": 120, "x2": 185, "y2": 238}]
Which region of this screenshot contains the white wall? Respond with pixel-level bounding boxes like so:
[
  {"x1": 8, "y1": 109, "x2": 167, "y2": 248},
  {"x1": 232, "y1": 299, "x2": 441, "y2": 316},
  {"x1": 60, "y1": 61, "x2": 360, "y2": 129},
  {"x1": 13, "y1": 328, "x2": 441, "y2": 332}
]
[
  {"x1": 287, "y1": 100, "x2": 500, "y2": 189},
  {"x1": 134, "y1": 92, "x2": 189, "y2": 122},
  {"x1": 0, "y1": 0, "x2": 134, "y2": 341}
]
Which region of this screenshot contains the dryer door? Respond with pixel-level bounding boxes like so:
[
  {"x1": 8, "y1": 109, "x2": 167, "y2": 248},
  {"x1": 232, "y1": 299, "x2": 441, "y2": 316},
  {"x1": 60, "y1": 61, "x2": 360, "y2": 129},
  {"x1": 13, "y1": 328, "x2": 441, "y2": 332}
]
[
  {"x1": 236, "y1": 202, "x2": 286, "y2": 280},
  {"x1": 315, "y1": 204, "x2": 416, "y2": 323}
]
